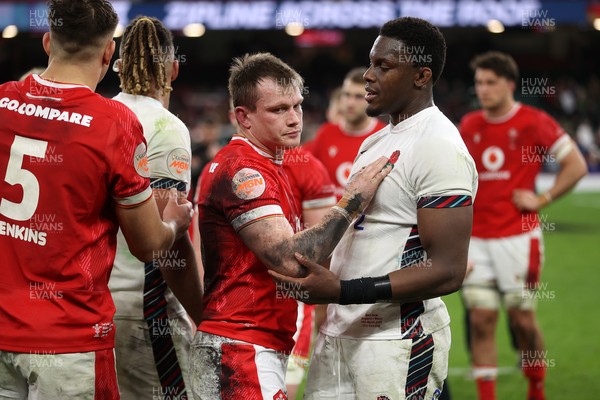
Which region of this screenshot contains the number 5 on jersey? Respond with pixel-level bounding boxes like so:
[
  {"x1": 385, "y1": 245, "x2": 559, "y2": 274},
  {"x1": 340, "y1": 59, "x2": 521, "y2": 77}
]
[{"x1": 0, "y1": 135, "x2": 48, "y2": 221}]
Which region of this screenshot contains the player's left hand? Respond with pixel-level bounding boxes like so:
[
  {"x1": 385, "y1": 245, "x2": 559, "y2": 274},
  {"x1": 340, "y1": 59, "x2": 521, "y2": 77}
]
[
  {"x1": 512, "y1": 189, "x2": 542, "y2": 211},
  {"x1": 268, "y1": 253, "x2": 340, "y2": 304}
]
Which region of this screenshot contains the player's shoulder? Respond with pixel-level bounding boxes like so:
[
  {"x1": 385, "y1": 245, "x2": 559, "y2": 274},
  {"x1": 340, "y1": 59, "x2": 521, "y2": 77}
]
[
  {"x1": 417, "y1": 111, "x2": 467, "y2": 151},
  {"x1": 518, "y1": 103, "x2": 542, "y2": 115},
  {"x1": 211, "y1": 138, "x2": 275, "y2": 175},
  {"x1": 517, "y1": 103, "x2": 554, "y2": 122},
  {"x1": 113, "y1": 93, "x2": 177, "y2": 127},
  {"x1": 202, "y1": 140, "x2": 282, "y2": 201},
  {"x1": 314, "y1": 121, "x2": 342, "y2": 138},
  {"x1": 459, "y1": 109, "x2": 485, "y2": 127},
  {"x1": 417, "y1": 107, "x2": 460, "y2": 137},
  {"x1": 360, "y1": 123, "x2": 391, "y2": 151},
  {"x1": 93, "y1": 96, "x2": 142, "y2": 131},
  {"x1": 161, "y1": 108, "x2": 188, "y2": 132},
  {"x1": 0, "y1": 80, "x2": 20, "y2": 93},
  {"x1": 284, "y1": 147, "x2": 328, "y2": 174},
  {"x1": 148, "y1": 108, "x2": 190, "y2": 147},
  {"x1": 284, "y1": 146, "x2": 311, "y2": 163}
]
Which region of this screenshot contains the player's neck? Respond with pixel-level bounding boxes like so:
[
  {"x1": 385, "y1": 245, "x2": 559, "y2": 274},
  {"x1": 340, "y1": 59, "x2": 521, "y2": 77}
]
[
  {"x1": 147, "y1": 91, "x2": 170, "y2": 109},
  {"x1": 389, "y1": 97, "x2": 434, "y2": 125},
  {"x1": 41, "y1": 60, "x2": 100, "y2": 91},
  {"x1": 160, "y1": 93, "x2": 170, "y2": 109},
  {"x1": 483, "y1": 99, "x2": 516, "y2": 119},
  {"x1": 341, "y1": 117, "x2": 372, "y2": 135},
  {"x1": 238, "y1": 129, "x2": 277, "y2": 159}
]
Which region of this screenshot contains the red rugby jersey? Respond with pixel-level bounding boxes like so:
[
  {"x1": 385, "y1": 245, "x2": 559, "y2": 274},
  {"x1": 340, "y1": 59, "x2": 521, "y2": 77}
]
[
  {"x1": 0, "y1": 75, "x2": 151, "y2": 353},
  {"x1": 460, "y1": 103, "x2": 567, "y2": 238},
  {"x1": 197, "y1": 136, "x2": 302, "y2": 352},
  {"x1": 283, "y1": 146, "x2": 336, "y2": 221}
]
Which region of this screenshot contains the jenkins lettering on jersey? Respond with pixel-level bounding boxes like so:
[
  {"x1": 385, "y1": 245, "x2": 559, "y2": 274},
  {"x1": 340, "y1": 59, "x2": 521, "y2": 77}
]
[
  {"x1": 0, "y1": 220, "x2": 47, "y2": 246},
  {"x1": 0, "y1": 97, "x2": 93, "y2": 127}
]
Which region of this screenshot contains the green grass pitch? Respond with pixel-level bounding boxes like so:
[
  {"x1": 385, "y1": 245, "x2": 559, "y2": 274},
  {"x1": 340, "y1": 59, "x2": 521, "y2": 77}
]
[{"x1": 445, "y1": 191, "x2": 600, "y2": 399}]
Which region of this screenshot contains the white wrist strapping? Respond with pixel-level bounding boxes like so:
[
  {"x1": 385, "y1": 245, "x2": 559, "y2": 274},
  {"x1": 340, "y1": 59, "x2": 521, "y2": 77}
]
[{"x1": 332, "y1": 206, "x2": 352, "y2": 223}]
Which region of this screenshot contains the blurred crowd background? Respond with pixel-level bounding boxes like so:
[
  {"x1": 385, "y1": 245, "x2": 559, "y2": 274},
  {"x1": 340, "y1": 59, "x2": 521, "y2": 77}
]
[{"x1": 2, "y1": 0, "x2": 600, "y2": 186}]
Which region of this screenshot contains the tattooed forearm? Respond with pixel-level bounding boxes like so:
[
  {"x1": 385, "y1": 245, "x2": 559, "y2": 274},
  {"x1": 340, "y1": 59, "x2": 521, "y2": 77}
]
[
  {"x1": 336, "y1": 193, "x2": 364, "y2": 219},
  {"x1": 270, "y1": 208, "x2": 351, "y2": 277},
  {"x1": 293, "y1": 211, "x2": 350, "y2": 263}
]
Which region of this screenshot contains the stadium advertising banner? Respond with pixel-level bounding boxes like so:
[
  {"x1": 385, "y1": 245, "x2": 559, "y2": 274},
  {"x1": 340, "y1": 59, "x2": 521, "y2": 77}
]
[{"x1": 0, "y1": 0, "x2": 589, "y2": 31}]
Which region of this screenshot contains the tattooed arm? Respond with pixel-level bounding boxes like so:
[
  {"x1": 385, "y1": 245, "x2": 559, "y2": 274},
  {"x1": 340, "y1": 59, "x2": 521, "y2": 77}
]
[{"x1": 237, "y1": 156, "x2": 392, "y2": 277}]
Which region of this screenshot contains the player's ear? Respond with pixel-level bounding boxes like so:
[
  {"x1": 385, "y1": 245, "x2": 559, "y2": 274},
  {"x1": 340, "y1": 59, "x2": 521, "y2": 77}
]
[
  {"x1": 170, "y1": 59, "x2": 179, "y2": 82},
  {"x1": 42, "y1": 32, "x2": 51, "y2": 56},
  {"x1": 112, "y1": 58, "x2": 122, "y2": 73},
  {"x1": 103, "y1": 40, "x2": 116, "y2": 67},
  {"x1": 235, "y1": 106, "x2": 252, "y2": 130},
  {"x1": 228, "y1": 109, "x2": 238, "y2": 129},
  {"x1": 414, "y1": 66, "x2": 432, "y2": 88}
]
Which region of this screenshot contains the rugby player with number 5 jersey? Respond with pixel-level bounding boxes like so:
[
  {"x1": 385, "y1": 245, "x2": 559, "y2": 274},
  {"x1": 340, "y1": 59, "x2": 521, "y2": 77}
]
[{"x1": 0, "y1": 2, "x2": 193, "y2": 399}]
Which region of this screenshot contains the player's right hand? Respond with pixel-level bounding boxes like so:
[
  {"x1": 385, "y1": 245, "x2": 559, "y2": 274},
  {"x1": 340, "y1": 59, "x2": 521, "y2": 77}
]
[
  {"x1": 162, "y1": 188, "x2": 193, "y2": 239},
  {"x1": 340, "y1": 156, "x2": 393, "y2": 214},
  {"x1": 268, "y1": 253, "x2": 341, "y2": 304}
]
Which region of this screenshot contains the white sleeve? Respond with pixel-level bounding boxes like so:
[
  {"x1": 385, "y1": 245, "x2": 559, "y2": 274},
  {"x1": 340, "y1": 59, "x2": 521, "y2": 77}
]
[
  {"x1": 146, "y1": 116, "x2": 192, "y2": 194},
  {"x1": 409, "y1": 136, "x2": 478, "y2": 202}
]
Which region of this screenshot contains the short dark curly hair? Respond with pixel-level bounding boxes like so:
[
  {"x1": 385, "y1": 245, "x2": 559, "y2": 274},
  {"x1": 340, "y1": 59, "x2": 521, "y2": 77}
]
[
  {"x1": 47, "y1": 0, "x2": 118, "y2": 57},
  {"x1": 380, "y1": 17, "x2": 447, "y2": 85}
]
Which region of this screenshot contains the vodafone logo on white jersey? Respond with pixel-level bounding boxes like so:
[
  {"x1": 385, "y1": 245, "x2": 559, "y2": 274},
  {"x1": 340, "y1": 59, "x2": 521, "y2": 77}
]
[
  {"x1": 481, "y1": 146, "x2": 505, "y2": 171},
  {"x1": 336, "y1": 162, "x2": 352, "y2": 186}
]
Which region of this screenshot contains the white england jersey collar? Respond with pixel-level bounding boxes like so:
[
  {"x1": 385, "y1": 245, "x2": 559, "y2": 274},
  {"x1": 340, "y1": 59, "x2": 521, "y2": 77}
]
[{"x1": 390, "y1": 105, "x2": 439, "y2": 134}]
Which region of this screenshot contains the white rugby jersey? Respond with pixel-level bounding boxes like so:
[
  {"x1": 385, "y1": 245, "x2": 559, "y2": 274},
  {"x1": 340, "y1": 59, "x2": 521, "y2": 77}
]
[
  {"x1": 109, "y1": 93, "x2": 192, "y2": 319},
  {"x1": 321, "y1": 106, "x2": 478, "y2": 340}
]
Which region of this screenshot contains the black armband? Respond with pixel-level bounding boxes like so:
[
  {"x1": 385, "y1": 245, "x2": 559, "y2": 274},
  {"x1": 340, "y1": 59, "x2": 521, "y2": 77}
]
[{"x1": 339, "y1": 275, "x2": 393, "y2": 305}]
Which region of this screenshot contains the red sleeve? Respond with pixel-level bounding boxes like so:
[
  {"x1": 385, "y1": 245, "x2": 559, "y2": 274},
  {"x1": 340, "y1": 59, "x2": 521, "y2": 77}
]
[
  {"x1": 302, "y1": 139, "x2": 316, "y2": 155},
  {"x1": 532, "y1": 109, "x2": 567, "y2": 150},
  {"x1": 217, "y1": 158, "x2": 286, "y2": 232},
  {"x1": 300, "y1": 154, "x2": 336, "y2": 210},
  {"x1": 458, "y1": 113, "x2": 474, "y2": 139},
  {"x1": 302, "y1": 123, "x2": 328, "y2": 157},
  {"x1": 106, "y1": 107, "x2": 152, "y2": 208}
]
